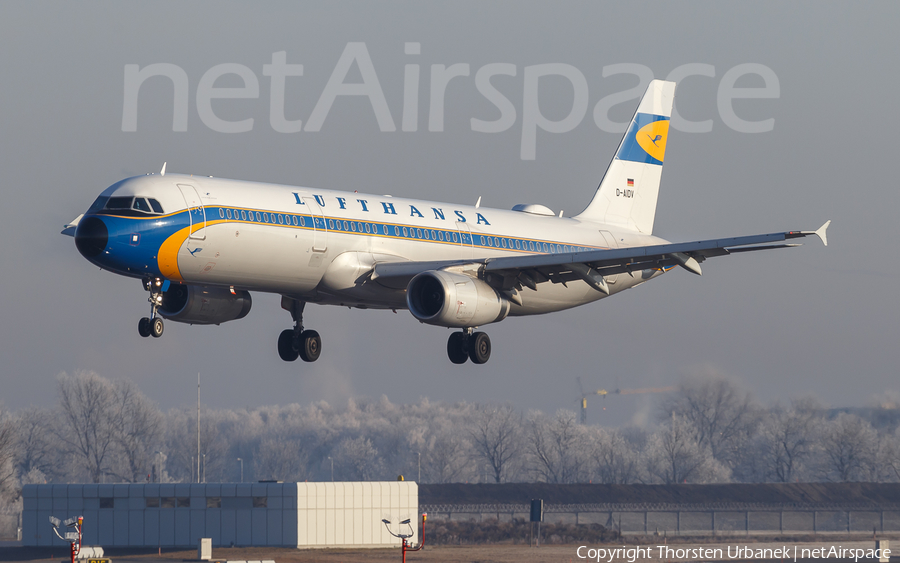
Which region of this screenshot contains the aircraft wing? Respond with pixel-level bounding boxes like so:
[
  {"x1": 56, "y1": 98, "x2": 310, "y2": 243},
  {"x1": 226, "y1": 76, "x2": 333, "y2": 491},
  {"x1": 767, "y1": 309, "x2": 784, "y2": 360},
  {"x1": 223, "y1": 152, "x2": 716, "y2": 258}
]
[
  {"x1": 371, "y1": 221, "x2": 830, "y2": 293},
  {"x1": 61, "y1": 214, "x2": 83, "y2": 237}
]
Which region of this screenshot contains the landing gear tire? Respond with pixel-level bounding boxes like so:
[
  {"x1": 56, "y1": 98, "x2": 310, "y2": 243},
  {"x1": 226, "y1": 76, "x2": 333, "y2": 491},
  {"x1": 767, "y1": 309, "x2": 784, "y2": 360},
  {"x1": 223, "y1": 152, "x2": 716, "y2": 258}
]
[
  {"x1": 469, "y1": 332, "x2": 491, "y2": 364},
  {"x1": 278, "y1": 329, "x2": 299, "y2": 362},
  {"x1": 138, "y1": 317, "x2": 151, "y2": 338},
  {"x1": 150, "y1": 317, "x2": 164, "y2": 338},
  {"x1": 299, "y1": 330, "x2": 321, "y2": 363},
  {"x1": 447, "y1": 332, "x2": 469, "y2": 364}
]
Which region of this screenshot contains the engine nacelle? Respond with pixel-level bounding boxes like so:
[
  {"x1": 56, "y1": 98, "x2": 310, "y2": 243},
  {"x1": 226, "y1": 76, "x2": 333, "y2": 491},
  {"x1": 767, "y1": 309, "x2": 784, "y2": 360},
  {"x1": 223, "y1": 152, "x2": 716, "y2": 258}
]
[
  {"x1": 406, "y1": 270, "x2": 510, "y2": 328},
  {"x1": 159, "y1": 284, "x2": 252, "y2": 325}
]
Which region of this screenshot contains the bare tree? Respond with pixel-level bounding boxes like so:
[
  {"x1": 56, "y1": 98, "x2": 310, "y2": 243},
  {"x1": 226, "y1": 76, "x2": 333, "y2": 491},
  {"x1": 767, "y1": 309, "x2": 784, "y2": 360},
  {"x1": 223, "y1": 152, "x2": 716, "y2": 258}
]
[
  {"x1": 57, "y1": 371, "x2": 120, "y2": 483},
  {"x1": 881, "y1": 428, "x2": 900, "y2": 482},
  {"x1": 645, "y1": 414, "x2": 730, "y2": 484},
  {"x1": 659, "y1": 372, "x2": 760, "y2": 466},
  {"x1": 255, "y1": 437, "x2": 308, "y2": 481},
  {"x1": 109, "y1": 381, "x2": 163, "y2": 483},
  {"x1": 332, "y1": 436, "x2": 382, "y2": 480},
  {"x1": 821, "y1": 412, "x2": 877, "y2": 482},
  {"x1": 468, "y1": 404, "x2": 522, "y2": 483},
  {"x1": 165, "y1": 407, "x2": 230, "y2": 483},
  {"x1": 0, "y1": 409, "x2": 17, "y2": 501},
  {"x1": 422, "y1": 430, "x2": 470, "y2": 483},
  {"x1": 588, "y1": 427, "x2": 641, "y2": 484},
  {"x1": 13, "y1": 407, "x2": 59, "y2": 482},
  {"x1": 755, "y1": 398, "x2": 821, "y2": 482},
  {"x1": 525, "y1": 410, "x2": 586, "y2": 483}
]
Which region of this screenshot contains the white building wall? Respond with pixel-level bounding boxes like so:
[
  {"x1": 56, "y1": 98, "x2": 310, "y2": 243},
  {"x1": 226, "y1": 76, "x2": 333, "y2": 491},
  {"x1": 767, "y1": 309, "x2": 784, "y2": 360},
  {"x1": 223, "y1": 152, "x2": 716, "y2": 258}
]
[{"x1": 23, "y1": 482, "x2": 417, "y2": 549}]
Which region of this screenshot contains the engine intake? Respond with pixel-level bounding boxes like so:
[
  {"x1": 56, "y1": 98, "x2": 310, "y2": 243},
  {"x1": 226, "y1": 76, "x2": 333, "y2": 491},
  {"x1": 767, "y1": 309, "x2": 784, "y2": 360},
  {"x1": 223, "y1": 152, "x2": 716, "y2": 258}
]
[
  {"x1": 160, "y1": 284, "x2": 252, "y2": 325},
  {"x1": 407, "y1": 270, "x2": 509, "y2": 327}
]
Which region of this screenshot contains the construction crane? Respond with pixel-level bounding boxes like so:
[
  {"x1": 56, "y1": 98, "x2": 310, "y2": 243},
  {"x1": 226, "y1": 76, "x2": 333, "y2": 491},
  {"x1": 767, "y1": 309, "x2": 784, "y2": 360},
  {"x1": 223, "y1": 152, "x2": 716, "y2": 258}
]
[{"x1": 577, "y1": 377, "x2": 676, "y2": 424}]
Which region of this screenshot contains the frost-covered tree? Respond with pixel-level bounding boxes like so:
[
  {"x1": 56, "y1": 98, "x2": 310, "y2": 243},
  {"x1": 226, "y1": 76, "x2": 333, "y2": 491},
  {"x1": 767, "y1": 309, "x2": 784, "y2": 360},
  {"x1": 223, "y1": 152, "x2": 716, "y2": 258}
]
[
  {"x1": 587, "y1": 427, "x2": 641, "y2": 484},
  {"x1": 754, "y1": 398, "x2": 821, "y2": 482},
  {"x1": 645, "y1": 414, "x2": 730, "y2": 484},
  {"x1": 468, "y1": 404, "x2": 523, "y2": 483},
  {"x1": 821, "y1": 412, "x2": 877, "y2": 482},
  {"x1": 525, "y1": 410, "x2": 587, "y2": 483}
]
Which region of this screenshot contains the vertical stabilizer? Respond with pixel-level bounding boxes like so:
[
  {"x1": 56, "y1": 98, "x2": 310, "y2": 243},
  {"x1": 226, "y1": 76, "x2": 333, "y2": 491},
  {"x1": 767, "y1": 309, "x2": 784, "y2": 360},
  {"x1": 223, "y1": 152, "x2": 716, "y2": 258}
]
[{"x1": 575, "y1": 79, "x2": 675, "y2": 234}]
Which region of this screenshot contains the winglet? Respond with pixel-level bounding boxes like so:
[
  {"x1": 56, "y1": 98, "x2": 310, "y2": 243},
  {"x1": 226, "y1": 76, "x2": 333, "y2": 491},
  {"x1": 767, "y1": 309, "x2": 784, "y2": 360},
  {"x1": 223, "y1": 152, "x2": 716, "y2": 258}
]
[
  {"x1": 160, "y1": 162, "x2": 167, "y2": 176},
  {"x1": 814, "y1": 220, "x2": 830, "y2": 247}
]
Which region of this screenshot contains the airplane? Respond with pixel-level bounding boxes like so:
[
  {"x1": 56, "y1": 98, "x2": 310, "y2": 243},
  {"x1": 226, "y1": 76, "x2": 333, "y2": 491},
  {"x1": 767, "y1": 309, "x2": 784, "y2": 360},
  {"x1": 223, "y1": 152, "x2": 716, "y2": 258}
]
[{"x1": 62, "y1": 79, "x2": 829, "y2": 365}]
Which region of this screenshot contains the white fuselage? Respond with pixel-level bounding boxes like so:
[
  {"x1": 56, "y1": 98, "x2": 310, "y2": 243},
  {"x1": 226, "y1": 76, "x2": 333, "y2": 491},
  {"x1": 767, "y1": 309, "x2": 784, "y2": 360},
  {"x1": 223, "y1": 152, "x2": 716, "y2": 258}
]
[{"x1": 85, "y1": 173, "x2": 669, "y2": 317}]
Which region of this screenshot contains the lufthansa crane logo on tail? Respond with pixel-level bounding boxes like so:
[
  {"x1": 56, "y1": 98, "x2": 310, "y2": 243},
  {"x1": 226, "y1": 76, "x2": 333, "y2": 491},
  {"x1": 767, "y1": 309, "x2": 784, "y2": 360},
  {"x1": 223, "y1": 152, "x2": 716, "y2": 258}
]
[
  {"x1": 635, "y1": 120, "x2": 669, "y2": 163},
  {"x1": 615, "y1": 113, "x2": 669, "y2": 165}
]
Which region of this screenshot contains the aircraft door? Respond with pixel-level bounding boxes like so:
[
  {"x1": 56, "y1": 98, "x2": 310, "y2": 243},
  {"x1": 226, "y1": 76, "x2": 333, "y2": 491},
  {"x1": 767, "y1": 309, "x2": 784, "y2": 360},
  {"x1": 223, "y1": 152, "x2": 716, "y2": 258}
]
[
  {"x1": 600, "y1": 230, "x2": 618, "y2": 283},
  {"x1": 302, "y1": 196, "x2": 328, "y2": 254},
  {"x1": 456, "y1": 221, "x2": 473, "y2": 259},
  {"x1": 177, "y1": 184, "x2": 207, "y2": 241}
]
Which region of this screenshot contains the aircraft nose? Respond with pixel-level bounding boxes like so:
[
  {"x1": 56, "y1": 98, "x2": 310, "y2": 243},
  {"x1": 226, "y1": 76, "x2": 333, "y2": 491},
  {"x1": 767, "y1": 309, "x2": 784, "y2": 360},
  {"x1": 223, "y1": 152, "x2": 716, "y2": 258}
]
[{"x1": 74, "y1": 216, "x2": 108, "y2": 258}]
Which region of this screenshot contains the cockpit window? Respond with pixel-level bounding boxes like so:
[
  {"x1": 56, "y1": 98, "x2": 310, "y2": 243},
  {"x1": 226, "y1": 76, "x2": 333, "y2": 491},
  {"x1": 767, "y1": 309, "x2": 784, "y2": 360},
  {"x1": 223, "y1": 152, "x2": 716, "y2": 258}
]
[
  {"x1": 132, "y1": 198, "x2": 151, "y2": 212},
  {"x1": 148, "y1": 198, "x2": 164, "y2": 213},
  {"x1": 88, "y1": 196, "x2": 109, "y2": 213},
  {"x1": 106, "y1": 196, "x2": 133, "y2": 210}
]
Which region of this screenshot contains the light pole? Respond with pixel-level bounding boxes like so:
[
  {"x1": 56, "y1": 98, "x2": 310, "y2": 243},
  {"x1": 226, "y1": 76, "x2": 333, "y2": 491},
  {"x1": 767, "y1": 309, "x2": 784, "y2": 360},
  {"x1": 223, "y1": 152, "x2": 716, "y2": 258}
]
[
  {"x1": 155, "y1": 451, "x2": 163, "y2": 483},
  {"x1": 237, "y1": 458, "x2": 243, "y2": 483},
  {"x1": 202, "y1": 454, "x2": 206, "y2": 483},
  {"x1": 417, "y1": 452, "x2": 420, "y2": 483},
  {"x1": 327, "y1": 456, "x2": 333, "y2": 482}
]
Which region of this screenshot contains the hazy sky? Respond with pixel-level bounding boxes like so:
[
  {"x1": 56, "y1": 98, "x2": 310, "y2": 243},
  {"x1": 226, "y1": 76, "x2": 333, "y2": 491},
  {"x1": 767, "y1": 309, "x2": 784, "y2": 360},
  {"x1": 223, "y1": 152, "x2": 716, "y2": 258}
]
[{"x1": 2, "y1": 1, "x2": 897, "y2": 426}]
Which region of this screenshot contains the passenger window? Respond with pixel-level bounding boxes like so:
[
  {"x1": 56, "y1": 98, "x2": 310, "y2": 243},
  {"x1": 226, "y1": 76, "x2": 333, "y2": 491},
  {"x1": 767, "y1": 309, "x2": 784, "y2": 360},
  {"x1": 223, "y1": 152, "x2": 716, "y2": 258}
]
[
  {"x1": 226, "y1": 209, "x2": 232, "y2": 219},
  {"x1": 501, "y1": 238, "x2": 507, "y2": 248},
  {"x1": 452, "y1": 232, "x2": 458, "y2": 242},
  {"x1": 240, "y1": 210, "x2": 247, "y2": 220},
  {"x1": 300, "y1": 216, "x2": 305, "y2": 226},
  {"x1": 292, "y1": 216, "x2": 298, "y2": 226},
  {"x1": 263, "y1": 213, "x2": 269, "y2": 222},
  {"x1": 416, "y1": 229, "x2": 423, "y2": 238},
  {"x1": 529, "y1": 241, "x2": 535, "y2": 251},
  {"x1": 402, "y1": 227, "x2": 409, "y2": 237},
  {"x1": 278, "y1": 214, "x2": 284, "y2": 224},
  {"x1": 255, "y1": 212, "x2": 261, "y2": 222},
  {"x1": 148, "y1": 198, "x2": 164, "y2": 213},
  {"x1": 219, "y1": 208, "x2": 224, "y2": 219}
]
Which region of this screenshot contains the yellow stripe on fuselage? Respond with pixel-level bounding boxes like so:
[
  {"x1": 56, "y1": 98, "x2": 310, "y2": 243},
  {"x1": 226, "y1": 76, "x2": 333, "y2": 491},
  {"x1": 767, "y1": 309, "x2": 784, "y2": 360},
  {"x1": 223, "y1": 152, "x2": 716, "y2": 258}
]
[{"x1": 157, "y1": 226, "x2": 192, "y2": 281}]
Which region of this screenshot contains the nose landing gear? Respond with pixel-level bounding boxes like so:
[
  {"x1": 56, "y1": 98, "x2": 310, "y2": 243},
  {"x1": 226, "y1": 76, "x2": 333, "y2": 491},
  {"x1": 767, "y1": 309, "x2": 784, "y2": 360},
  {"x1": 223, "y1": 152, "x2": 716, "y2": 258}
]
[
  {"x1": 447, "y1": 329, "x2": 491, "y2": 365},
  {"x1": 278, "y1": 298, "x2": 321, "y2": 362},
  {"x1": 138, "y1": 278, "x2": 165, "y2": 338}
]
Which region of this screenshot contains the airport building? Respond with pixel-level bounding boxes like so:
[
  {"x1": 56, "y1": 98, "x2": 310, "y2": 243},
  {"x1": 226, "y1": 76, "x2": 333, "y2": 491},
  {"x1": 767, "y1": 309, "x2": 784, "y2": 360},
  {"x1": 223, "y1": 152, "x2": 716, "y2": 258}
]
[{"x1": 22, "y1": 482, "x2": 418, "y2": 549}]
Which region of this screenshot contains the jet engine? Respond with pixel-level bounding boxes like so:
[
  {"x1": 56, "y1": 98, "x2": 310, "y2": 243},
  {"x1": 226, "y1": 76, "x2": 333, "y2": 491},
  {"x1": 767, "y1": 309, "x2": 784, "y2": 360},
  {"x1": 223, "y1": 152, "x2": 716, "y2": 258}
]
[
  {"x1": 406, "y1": 270, "x2": 509, "y2": 328},
  {"x1": 159, "y1": 284, "x2": 252, "y2": 325}
]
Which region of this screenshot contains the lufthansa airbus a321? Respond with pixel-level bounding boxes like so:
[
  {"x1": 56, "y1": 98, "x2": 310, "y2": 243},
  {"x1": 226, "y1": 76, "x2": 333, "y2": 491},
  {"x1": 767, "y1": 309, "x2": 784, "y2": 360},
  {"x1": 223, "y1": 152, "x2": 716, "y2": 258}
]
[{"x1": 63, "y1": 80, "x2": 829, "y2": 365}]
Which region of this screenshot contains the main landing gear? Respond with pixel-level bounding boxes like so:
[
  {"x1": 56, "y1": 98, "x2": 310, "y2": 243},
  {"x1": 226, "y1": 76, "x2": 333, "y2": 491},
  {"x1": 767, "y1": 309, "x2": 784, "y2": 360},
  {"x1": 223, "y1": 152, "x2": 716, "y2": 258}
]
[
  {"x1": 447, "y1": 329, "x2": 491, "y2": 365},
  {"x1": 138, "y1": 278, "x2": 165, "y2": 338},
  {"x1": 278, "y1": 298, "x2": 321, "y2": 362}
]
